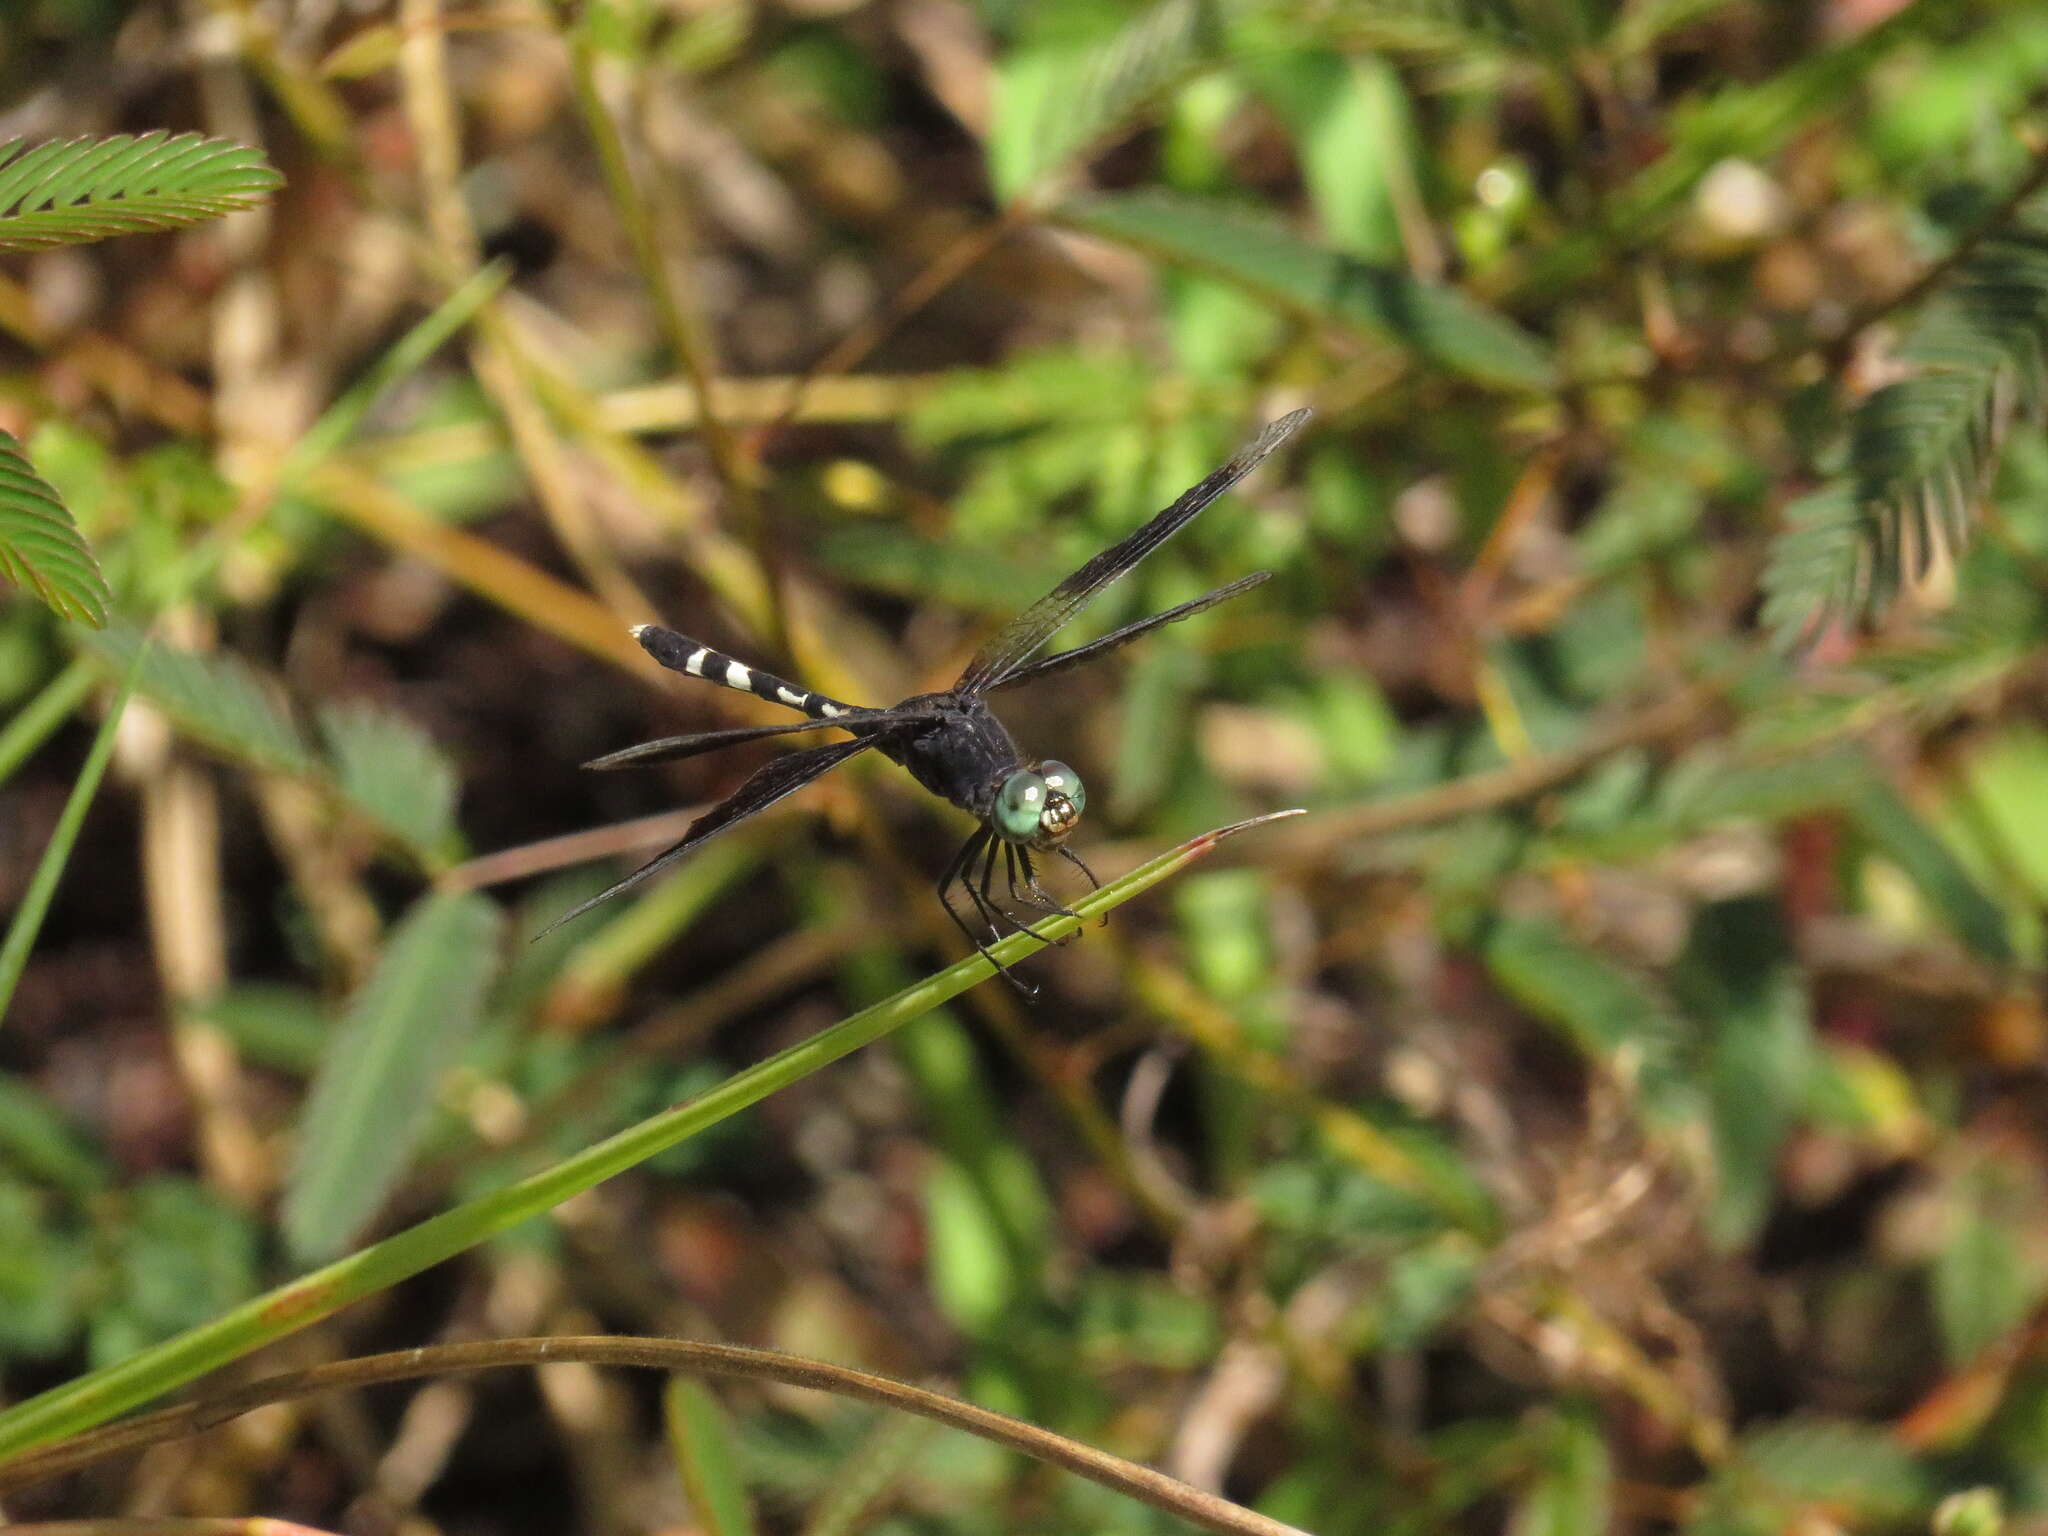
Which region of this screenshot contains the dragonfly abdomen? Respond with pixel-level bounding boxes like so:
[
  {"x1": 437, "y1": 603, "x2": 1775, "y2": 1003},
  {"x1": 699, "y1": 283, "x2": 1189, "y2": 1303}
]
[{"x1": 633, "y1": 625, "x2": 854, "y2": 720}]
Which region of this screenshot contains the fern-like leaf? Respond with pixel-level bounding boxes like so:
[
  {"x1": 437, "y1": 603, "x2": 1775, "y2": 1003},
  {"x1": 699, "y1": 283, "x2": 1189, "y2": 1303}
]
[
  {"x1": 1762, "y1": 225, "x2": 2048, "y2": 646},
  {"x1": 318, "y1": 700, "x2": 462, "y2": 864},
  {"x1": 0, "y1": 430, "x2": 110, "y2": 627},
  {"x1": 82, "y1": 627, "x2": 463, "y2": 866},
  {"x1": 0, "y1": 133, "x2": 281, "y2": 251},
  {"x1": 1265, "y1": 0, "x2": 1526, "y2": 56},
  {"x1": 1759, "y1": 487, "x2": 1864, "y2": 646},
  {"x1": 990, "y1": 0, "x2": 1229, "y2": 201},
  {"x1": 86, "y1": 624, "x2": 318, "y2": 777}
]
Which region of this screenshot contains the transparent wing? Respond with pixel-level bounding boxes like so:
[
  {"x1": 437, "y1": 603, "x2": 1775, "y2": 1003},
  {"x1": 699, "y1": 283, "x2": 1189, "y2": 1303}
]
[
  {"x1": 536, "y1": 736, "x2": 877, "y2": 936},
  {"x1": 583, "y1": 706, "x2": 934, "y2": 771},
  {"x1": 984, "y1": 573, "x2": 1271, "y2": 694},
  {"x1": 953, "y1": 409, "x2": 1309, "y2": 694}
]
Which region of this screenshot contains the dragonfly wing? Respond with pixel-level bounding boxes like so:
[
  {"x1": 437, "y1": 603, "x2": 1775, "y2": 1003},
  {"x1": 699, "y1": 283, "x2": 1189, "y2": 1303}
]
[
  {"x1": 984, "y1": 572, "x2": 1271, "y2": 694},
  {"x1": 584, "y1": 706, "x2": 935, "y2": 770},
  {"x1": 953, "y1": 409, "x2": 1308, "y2": 694},
  {"x1": 538, "y1": 736, "x2": 878, "y2": 935}
]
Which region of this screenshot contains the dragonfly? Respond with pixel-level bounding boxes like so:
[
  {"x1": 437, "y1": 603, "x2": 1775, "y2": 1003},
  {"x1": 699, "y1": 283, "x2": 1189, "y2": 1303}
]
[{"x1": 546, "y1": 408, "x2": 1310, "y2": 986}]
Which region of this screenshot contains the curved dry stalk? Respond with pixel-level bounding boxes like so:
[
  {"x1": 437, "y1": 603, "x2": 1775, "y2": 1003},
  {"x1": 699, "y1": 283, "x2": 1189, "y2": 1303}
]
[{"x1": 0, "y1": 1338, "x2": 1310, "y2": 1536}]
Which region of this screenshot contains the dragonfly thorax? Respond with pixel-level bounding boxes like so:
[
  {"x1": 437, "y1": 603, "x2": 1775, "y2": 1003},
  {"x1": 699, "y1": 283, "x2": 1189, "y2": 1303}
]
[{"x1": 882, "y1": 692, "x2": 1027, "y2": 820}]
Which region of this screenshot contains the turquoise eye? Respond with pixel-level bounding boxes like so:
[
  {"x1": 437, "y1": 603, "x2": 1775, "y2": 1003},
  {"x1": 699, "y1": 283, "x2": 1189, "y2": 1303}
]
[
  {"x1": 1038, "y1": 760, "x2": 1085, "y2": 816},
  {"x1": 994, "y1": 770, "x2": 1048, "y2": 841}
]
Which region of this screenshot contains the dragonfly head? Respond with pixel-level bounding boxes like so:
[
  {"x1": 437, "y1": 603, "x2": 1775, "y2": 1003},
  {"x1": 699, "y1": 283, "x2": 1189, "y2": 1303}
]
[{"x1": 993, "y1": 761, "x2": 1086, "y2": 848}]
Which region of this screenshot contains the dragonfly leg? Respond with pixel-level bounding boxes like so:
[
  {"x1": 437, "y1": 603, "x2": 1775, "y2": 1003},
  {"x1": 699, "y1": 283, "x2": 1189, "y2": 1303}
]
[
  {"x1": 1009, "y1": 846, "x2": 1081, "y2": 924},
  {"x1": 988, "y1": 839, "x2": 1064, "y2": 942},
  {"x1": 977, "y1": 837, "x2": 1042, "y2": 939},
  {"x1": 1053, "y1": 844, "x2": 1108, "y2": 927},
  {"x1": 937, "y1": 827, "x2": 1034, "y2": 994}
]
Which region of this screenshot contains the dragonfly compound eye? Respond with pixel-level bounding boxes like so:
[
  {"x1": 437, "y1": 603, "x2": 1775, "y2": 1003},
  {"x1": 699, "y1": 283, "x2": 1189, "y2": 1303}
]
[
  {"x1": 1037, "y1": 761, "x2": 1085, "y2": 817},
  {"x1": 1035, "y1": 791, "x2": 1080, "y2": 847},
  {"x1": 994, "y1": 770, "x2": 1049, "y2": 842}
]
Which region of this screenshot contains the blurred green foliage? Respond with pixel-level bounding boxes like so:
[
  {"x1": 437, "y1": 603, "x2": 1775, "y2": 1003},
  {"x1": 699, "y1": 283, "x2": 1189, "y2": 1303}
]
[{"x1": 6, "y1": 0, "x2": 2048, "y2": 1532}]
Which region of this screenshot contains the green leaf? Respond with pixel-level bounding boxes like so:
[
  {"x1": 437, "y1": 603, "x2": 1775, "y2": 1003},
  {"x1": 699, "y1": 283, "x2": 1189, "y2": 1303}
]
[
  {"x1": 1378, "y1": 1239, "x2": 1479, "y2": 1349},
  {"x1": 318, "y1": 700, "x2": 462, "y2": 864},
  {"x1": 283, "y1": 891, "x2": 503, "y2": 1262},
  {"x1": 82, "y1": 629, "x2": 460, "y2": 867},
  {"x1": 1237, "y1": 0, "x2": 1526, "y2": 60},
  {"x1": 989, "y1": 0, "x2": 1229, "y2": 201},
  {"x1": 1176, "y1": 869, "x2": 1276, "y2": 998},
  {"x1": 1512, "y1": 1405, "x2": 1612, "y2": 1536},
  {"x1": 0, "y1": 430, "x2": 109, "y2": 627},
  {"x1": 1686, "y1": 1417, "x2": 1931, "y2": 1536},
  {"x1": 1759, "y1": 488, "x2": 1863, "y2": 650},
  {"x1": 1674, "y1": 900, "x2": 1811, "y2": 1248},
  {"x1": 0, "y1": 1181, "x2": 86, "y2": 1359},
  {"x1": 0, "y1": 133, "x2": 280, "y2": 250},
  {"x1": 925, "y1": 1153, "x2": 1019, "y2": 1334},
  {"x1": 1650, "y1": 743, "x2": 1868, "y2": 835},
  {"x1": 1483, "y1": 915, "x2": 1696, "y2": 1126},
  {"x1": 1057, "y1": 190, "x2": 1554, "y2": 388},
  {"x1": 1075, "y1": 1272, "x2": 1220, "y2": 1368},
  {"x1": 1250, "y1": 48, "x2": 1410, "y2": 259},
  {"x1": 90, "y1": 1179, "x2": 259, "y2": 1368},
  {"x1": 907, "y1": 347, "x2": 1157, "y2": 444},
  {"x1": 1251, "y1": 1159, "x2": 1442, "y2": 1246},
  {"x1": 1933, "y1": 1157, "x2": 2048, "y2": 1364},
  {"x1": 188, "y1": 985, "x2": 330, "y2": 1077},
  {"x1": 663, "y1": 1378, "x2": 758, "y2": 1536},
  {"x1": 1951, "y1": 723, "x2": 2048, "y2": 907},
  {"x1": 886, "y1": 1001, "x2": 1052, "y2": 1283},
  {"x1": 0, "y1": 1075, "x2": 108, "y2": 1195},
  {"x1": 1846, "y1": 775, "x2": 2012, "y2": 963},
  {"x1": 86, "y1": 623, "x2": 317, "y2": 777}
]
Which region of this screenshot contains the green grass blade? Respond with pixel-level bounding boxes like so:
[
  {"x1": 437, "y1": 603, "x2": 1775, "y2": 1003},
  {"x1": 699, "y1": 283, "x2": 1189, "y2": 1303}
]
[
  {"x1": 0, "y1": 811, "x2": 1296, "y2": 1461},
  {"x1": 0, "y1": 430, "x2": 110, "y2": 627},
  {"x1": 0, "y1": 644, "x2": 144, "y2": 1031},
  {"x1": 664, "y1": 1378, "x2": 759, "y2": 1536},
  {"x1": 281, "y1": 891, "x2": 503, "y2": 1263},
  {"x1": 0, "y1": 657, "x2": 96, "y2": 789},
  {"x1": 277, "y1": 259, "x2": 513, "y2": 486}
]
